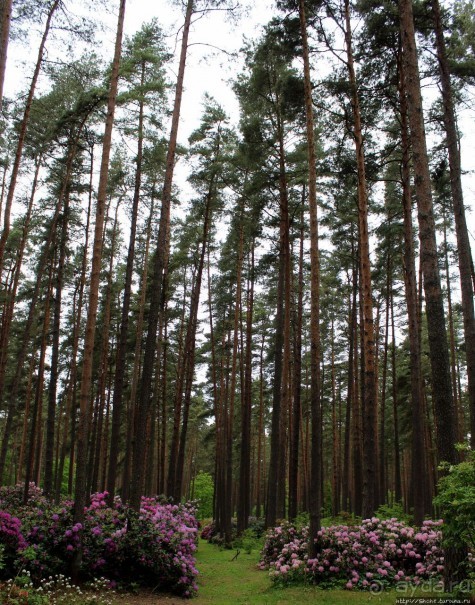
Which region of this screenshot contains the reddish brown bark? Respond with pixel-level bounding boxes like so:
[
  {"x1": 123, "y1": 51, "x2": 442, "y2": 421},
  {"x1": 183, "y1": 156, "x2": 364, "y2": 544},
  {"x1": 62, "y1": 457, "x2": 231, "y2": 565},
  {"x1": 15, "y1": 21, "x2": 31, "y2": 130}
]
[
  {"x1": 289, "y1": 205, "x2": 304, "y2": 521},
  {"x1": 130, "y1": 0, "x2": 194, "y2": 510},
  {"x1": 72, "y1": 0, "x2": 126, "y2": 581},
  {"x1": 0, "y1": 0, "x2": 60, "y2": 277},
  {"x1": 121, "y1": 198, "x2": 154, "y2": 500},
  {"x1": 238, "y1": 241, "x2": 254, "y2": 532},
  {"x1": 44, "y1": 189, "x2": 71, "y2": 497},
  {"x1": 54, "y1": 147, "x2": 94, "y2": 502},
  {"x1": 0, "y1": 0, "x2": 12, "y2": 110},
  {"x1": 107, "y1": 63, "x2": 146, "y2": 502},
  {"x1": 174, "y1": 177, "x2": 217, "y2": 501},
  {"x1": 343, "y1": 0, "x2": 378, "y2": 518},
  {"x1": 89, "y1": 202, "x2": 120, "y2": 495},
  {"x1": 24, "y1": 267, "x2": 53, "y2": 503},
  {"x1": 298, "y1": 0, "x2": 322, "y2": 554},
  {"x1": 431, "y1": 0, "x2": 475, "y2": 449},
  {"x1": 224, "y1": 206, "x2": 244, "y2": 544},
  {"x1": 397, "y1": 49, "x2": 427, "y2": 522},
  {"x1": 0, "y1": 158, "x2": 40, "y2": 403},
  {"x1": 399, "y1": 0, "x2": 457, "y2": 466}
]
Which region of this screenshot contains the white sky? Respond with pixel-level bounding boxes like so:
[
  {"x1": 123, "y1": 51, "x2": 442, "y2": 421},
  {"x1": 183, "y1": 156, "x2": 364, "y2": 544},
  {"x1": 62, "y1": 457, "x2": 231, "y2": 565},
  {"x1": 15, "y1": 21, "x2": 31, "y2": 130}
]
[
  {"x1": 124, "y1": 0, "x2": 277, "y2": 201},
  {"x1": 2, "y1": 0, "x2": 473, "y2": 371},
  {"x1": 3, "y1": 0, "x2": 474, "y2": 243},
  {"x1": 120, "y1": 0, "x2": 475, "y2": 239},
  {"x1": 123, "y1": 0, "x2": 274, "y2": 140}
]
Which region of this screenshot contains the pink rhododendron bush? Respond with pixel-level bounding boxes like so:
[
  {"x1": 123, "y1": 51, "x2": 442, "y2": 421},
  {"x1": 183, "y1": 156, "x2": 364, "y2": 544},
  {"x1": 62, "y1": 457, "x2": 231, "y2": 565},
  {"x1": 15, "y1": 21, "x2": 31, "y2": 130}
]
[
  {"x1": 259, "y1": 517, "x2": 444, "y2": 591},
  {"x1": 0, "y1": 484, "x2": 199, "y2": 597}
]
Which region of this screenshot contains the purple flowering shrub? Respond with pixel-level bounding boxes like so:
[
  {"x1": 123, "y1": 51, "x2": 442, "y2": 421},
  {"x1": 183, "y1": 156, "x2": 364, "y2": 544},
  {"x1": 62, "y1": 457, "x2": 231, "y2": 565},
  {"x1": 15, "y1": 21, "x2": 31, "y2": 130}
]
[
  {"x1": 0, "y1": 511, "x2": 28, "y2": 576},
  {"x1": 259, "y1": 520, "x2": 308, "y2": 569},
  {"x1": 0, "y1": 482, "x2": 73, "y2": 580},
  {"x1": 200, "y1": 521, "x2": 216, "y2": 540},
  {"x1": 18, "y1": 501, "x2": 76, "y2": 581},
  {"x1": 0, "y1": 486, "x2": 199, "y2": 597},
  {"x1": 80, "y1": 492, "x2": 129, "y2": 579},
  {"x1": 123, "y1": 496, "x2": 199, "y2": 596},
  {"x1": 260, "y1": 517, "x2": 444, "y2": 591},
  {"x1": 0, "y1": 483, "x2": 47, "y2": 510}
]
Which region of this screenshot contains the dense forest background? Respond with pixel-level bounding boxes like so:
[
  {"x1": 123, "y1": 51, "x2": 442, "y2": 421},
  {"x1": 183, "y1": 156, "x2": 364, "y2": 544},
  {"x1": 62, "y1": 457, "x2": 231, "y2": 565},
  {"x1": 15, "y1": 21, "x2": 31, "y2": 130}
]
[{"x1": 0, "y1": 0, "x2": 474, "y2": 550}]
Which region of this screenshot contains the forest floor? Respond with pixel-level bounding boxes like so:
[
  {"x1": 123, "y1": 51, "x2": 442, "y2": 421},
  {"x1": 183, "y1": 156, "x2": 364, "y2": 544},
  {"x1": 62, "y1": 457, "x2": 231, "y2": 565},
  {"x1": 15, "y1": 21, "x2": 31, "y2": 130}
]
[{"x1": 109, "y1": 539, "x2": 433, "y2": 604}]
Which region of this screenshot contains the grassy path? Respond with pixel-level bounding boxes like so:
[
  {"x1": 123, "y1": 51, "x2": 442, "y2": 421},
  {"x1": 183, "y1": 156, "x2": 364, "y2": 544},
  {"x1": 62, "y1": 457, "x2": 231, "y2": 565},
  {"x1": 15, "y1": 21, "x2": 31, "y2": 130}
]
[{"x1": 192, "y1": 539, "x2": 405, "y2": 604}]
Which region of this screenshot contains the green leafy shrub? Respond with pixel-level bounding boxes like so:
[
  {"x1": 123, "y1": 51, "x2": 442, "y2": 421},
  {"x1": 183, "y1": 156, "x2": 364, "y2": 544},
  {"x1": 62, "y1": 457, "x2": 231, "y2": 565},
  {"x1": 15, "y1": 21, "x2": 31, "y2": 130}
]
[
  {"x1": 321, "y1": 511, "x2": 360, "y2": 528},
  {"x1": 434, "y1": 451, "x2": 475, "y2": 551},
  {"x1": 233, "y1": 528, "x2": 262, "y2": 554},
  {"x1": 433, "y1": 449, "x2": 475, "y2": 594},
  {"x1": 375, "y1": 501, "x2": 412, "y2": 525},
  {"x1": 247, "y1": 517, "x2": 265, "y2": 539},
  {"x1": 293, "y1": 512, "x2": 310, "y2": 531},
  {"x1": 193, "y1": 472, "x2": 213, "y2": 520}
]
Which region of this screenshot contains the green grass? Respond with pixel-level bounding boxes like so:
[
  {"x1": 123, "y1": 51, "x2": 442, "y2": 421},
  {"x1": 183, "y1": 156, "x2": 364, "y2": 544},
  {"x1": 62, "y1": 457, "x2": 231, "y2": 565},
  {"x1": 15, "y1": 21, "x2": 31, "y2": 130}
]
[{"x1": 193, "y1": 539, "x2": 430, "y2": 604}]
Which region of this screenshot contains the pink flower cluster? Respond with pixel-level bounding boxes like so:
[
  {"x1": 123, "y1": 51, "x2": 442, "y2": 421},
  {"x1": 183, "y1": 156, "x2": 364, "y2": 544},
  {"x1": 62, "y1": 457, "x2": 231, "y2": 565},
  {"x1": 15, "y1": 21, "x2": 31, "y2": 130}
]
[
  {"x1": 134, "y1": 495, "x2": 199, "y2": 596},
  {"x1": 260, "y1": 517, "x2": 444, "y2": 590},
  {"x1": 0, "y1": 509, "x2": 28, "y2": 570},
  {"x1": 0, "y1": 486, "x2": 199, "y2": 597}
]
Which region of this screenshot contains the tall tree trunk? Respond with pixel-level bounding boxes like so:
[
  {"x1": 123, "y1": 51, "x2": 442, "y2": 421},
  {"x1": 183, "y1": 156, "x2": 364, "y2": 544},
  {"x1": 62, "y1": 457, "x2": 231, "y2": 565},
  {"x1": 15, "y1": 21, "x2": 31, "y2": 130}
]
[
  {"x1": 266, "y1": 190, "x2": 285, "y2": 528},
  {"x1": 24, "y1": 266, "x2": 53, "y2": 502},
  {"x1": 158, "y1": 310, "x2": 168, "y2": 495},
  {"x1": 89, "y1": 202, "x2": 119, "y2": 494},
  {"x1": 0, "y1": 117, "x2": 90, "y2": 483},
  {"x1": 391, "y1": 296, "x2": 402, "y2": 502},
  {"x1": 289, "y1": 204, "x2": 304, "y2": 521},
  {"x1": 397, "y1": 49, "x2": 427, "y2": 523},
  {"x1": 0, "y1": 0, "x2": 60, "y2": 276},
  {"x1": 431, "y1": 0, "x2": 475, "y2": 449},
  {"x1": 174, "y1": 177, "x2": 217, "y2": 501},
  {"x1": 255, "y1": 329, "x2": 266, "y2": 519},
  {"x1": 206, "y1": 253, "x2": 221, "y2": 523},
  {"x1": 44, "y1": 190, "x2": 70, "y2": 497},
  {"x1": 442, "y1": 217, "x2": 462, "y2": 445},
  {"x1": 121, "y1": 197, "x2": 154, "y2": 500},
  {"x1": 224, "y1": 207, "x2": 244, "y2": 544},
  {"x1": 342, "y1": 265, "x2": 357, "y2": 512},
  {"x1": 298, "y1": 0, "x2": 322, "y2": 555},
  {"x1": 158, "y1": 314, "x2": 168, "y2": 495},
  {"x1": 277, "y1": 131, "x2": 291, "y2": 521},
  {"x1": 0, "y1": 157, "x2": 41, "y2": 402},
  {"x1": 72, "y1": 0, "x2": 126, "y2": 581},
  {"x1": 107, "y1": 65, "x2": 146, "y2": 503},
  {"x1": 130, "y1": 0, "x2": 194, "y2": 511},
  {"x1": 343, "y1": 0, "x2": 378, "y2": 518},
  {"x1": 215, "y1": 328, "x2": 231, "y2": 535},
  {"x1": 238, "y1": 240, "x2": 254, "y2": 532},
  {"x1": 17, "y1": 353, "x2": 36, "y2": 482},
  {"x1": 165, "y1": 269, "x2": 189, "y2": 497},
  {"x1": 55, "y1": 146, "x2": 94, "y2": 502},
  {"x1": 100, "y1": 374, "x2": 112, "y2": 491},
  {"x1": 399, "y1": 0, "x2": 457, "y2": 466},
  {"x1": 0, "y1": 0, "x2": 12, "y2": 110},
  {"x1": 353, "y1": 276, "x2": 363, "y2": 516},
  {"x1": 331, "y1": 317, "x2": 340, "y2": 515},
  {"x1": 379, "y1": 261, "x2": 391, "y2": 507}
]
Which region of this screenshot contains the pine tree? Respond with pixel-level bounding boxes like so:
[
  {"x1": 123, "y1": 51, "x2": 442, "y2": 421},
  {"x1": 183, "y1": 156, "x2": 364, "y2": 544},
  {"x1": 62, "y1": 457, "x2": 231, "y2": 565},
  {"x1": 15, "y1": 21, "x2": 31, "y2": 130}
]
[{"x1": 71, "y1": 0, "x2": 126, "y2": 581}]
